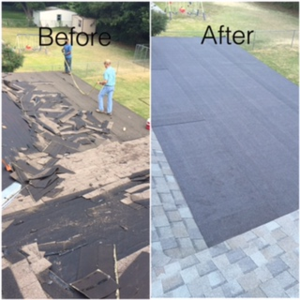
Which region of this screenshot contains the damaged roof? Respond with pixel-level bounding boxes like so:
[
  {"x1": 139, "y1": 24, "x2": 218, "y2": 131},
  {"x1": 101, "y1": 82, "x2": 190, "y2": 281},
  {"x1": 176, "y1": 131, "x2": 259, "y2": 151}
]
[{"x1": 2, "y1": 72, "x2": 150, "y2": 299}]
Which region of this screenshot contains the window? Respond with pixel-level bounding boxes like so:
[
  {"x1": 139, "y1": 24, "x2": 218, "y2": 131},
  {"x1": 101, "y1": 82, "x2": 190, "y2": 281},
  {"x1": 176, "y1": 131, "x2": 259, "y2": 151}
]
[
  {"x1": 57, "y1": 14, "x2": 61, "y2": 21},
  {"x1": 78, "y1": 20, "x2": 82, "y2": 27}
]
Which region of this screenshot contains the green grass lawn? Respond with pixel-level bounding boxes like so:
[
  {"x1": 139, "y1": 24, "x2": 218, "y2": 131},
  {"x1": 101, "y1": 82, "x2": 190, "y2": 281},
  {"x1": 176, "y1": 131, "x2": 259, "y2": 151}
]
[
  {"x1": 155, "y1": 2, "x2": 299, "y2": 85},
  {"x1": 2, "y1": 22, "x2": 150, "y2": 119}
]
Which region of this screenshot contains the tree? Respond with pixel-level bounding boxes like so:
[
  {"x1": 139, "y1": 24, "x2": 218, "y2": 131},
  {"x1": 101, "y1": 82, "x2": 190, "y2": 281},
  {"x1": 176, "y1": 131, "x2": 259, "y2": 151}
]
[
  {"x1": 15, "y1": 2, "x2": 45, "y2": 20},
  {"x1": 151, "y1": 11, "x2": 168, "y2": 36},
  {"x1": 2, "y1": 44, "x2": 24, "y2": 72},
  {"x1": 72, "y1": 2, "x2": 149, "y2": 45}
]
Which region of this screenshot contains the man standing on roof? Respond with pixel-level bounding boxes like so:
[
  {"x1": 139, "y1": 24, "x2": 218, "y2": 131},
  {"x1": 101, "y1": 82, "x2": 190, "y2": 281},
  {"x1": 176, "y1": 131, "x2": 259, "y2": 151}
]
[
  {"x1": 62, "y1": 39, "x2": 72, "y2": 75},
  {"x1": 96, "y1": 59, "x2": 116, "y2": 116}
]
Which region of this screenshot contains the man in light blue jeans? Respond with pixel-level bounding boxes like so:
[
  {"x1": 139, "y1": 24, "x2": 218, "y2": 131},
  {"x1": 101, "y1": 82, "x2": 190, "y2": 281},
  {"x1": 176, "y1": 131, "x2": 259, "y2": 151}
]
[{"x1": 96, "y1": 59, "x2": 116, "y2": 116}]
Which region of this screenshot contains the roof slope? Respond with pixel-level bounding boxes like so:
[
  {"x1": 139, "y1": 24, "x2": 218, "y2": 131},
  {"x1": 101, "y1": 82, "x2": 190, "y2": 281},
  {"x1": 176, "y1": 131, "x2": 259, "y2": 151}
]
[
  {"x1": 152, "y1": 37, "x2": 298, "y2": 247},
  {"x1": 2, "y1": 72, "x2": 150, "y2": 299}
]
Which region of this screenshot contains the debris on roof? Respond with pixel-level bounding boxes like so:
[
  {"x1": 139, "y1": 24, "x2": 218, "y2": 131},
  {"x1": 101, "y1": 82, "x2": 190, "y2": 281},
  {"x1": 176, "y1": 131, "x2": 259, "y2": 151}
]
[
  {"x1": 70, "y1": 269, "x2": 118, "y2": 299},
  {"x1": 2, "y1": 73, "x2": 150, "y2": 299},
  {"x1": 2, "y1": 182, "x2": 22, "y2": 208}
]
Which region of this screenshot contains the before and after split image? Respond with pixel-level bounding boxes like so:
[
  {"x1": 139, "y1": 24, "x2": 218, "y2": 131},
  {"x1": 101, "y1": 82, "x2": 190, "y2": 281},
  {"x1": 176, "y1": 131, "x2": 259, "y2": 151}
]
[{"x1": 1, "y1": 1, "x2": 299, "y2": 299}]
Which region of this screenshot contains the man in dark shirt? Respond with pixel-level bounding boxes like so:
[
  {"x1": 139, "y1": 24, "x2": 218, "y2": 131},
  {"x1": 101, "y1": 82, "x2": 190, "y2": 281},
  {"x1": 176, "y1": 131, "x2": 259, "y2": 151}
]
[{"x1": 62, "y1": 39, "x2": 72, "y2": 74}]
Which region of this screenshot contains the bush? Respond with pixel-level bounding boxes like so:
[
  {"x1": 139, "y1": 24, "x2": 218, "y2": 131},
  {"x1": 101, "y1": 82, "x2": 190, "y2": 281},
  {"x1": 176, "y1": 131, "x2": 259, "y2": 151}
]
[
  {"x1": 276, "y1": 2, "x2": 299, "y2": 11},
  {"x1": 2, "y1": 44, "x2": 24, "y2": 72},
  {"x1": 152, "y1": 11, "x2": 168, "y2": 36}
]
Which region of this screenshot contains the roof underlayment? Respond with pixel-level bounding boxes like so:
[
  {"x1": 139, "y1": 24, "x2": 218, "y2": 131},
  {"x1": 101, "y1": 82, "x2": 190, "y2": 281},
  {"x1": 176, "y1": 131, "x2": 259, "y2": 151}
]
[
  {"x1": 152, "y1": 37, "x2": 298, "y2": 247},
  {"x1": 2, "y1": 72, "x2": 150, "y2": 299}
]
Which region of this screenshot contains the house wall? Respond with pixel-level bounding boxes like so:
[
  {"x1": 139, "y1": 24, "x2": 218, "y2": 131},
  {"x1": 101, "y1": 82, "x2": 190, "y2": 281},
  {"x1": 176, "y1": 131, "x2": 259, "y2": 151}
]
[
  {"x1": 82, "y1": 18, "x2": 96, "y2": 35},
  {"x1": 72, "y1": 15, "x2": 81, "y2": 32},
  {"x1": 33, "y1": 11, "x2": 40, "y2": 26},
  {"x1": 72, "y1": 15, "x2": 96, "y2": 34},
  {"x1": 33, "y1": 9, "x2": 76, "y2": 28}
]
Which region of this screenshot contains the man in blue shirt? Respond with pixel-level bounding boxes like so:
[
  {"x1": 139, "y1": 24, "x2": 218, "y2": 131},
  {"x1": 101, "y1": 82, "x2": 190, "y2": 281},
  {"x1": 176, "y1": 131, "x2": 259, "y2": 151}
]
[
  {"x1": 96, "y1": 59, "x2": 116, "y2": 116},
  {"x1": 62, "y1": 39, "x2": 72, "y2": 74}
]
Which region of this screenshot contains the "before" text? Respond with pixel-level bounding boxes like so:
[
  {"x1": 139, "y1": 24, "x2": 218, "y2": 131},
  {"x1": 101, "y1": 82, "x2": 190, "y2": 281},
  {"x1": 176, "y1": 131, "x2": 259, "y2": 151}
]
[{"x1": 39, "y1": 27, "x2": 111, "y2": 46}]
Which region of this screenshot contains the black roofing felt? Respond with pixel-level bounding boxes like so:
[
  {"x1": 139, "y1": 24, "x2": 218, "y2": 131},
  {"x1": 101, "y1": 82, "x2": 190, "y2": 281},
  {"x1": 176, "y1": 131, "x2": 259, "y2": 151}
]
[
  {"x1": 2, "y1": 93, "x2": 33, "y2": 189},
  {"x1": 71, "y1": 269, "x2": 118, "y2": 299},
  {"x1": 2, "y1": 72, "x2": 149, "y2": 298},
  {"x1": 152, "y1": 37, "x2": 298, "y2": 247},
  {"x1": 1, "y1": 73, "x2": 147, "y2": 200},
  {"x1": 119, "y1": 251, "x2": 149, "y2": 299},
  {"x1": 2, "y1": 182, "x2": 149, "y2": 298},
  {"x1": 4, "y1": 72, "x2": 149, "y2": 143},
  {"x1": 2, "y1": 267, "x2": 23, "y2": 299},
  {"x1": 39, "y1": 270, "x2": 84, "y2": 299}
]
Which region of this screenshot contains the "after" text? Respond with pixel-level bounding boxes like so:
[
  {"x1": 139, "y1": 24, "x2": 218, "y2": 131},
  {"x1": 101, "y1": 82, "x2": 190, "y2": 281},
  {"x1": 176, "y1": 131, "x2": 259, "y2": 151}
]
[{"x1": 201, "y1": 25, "x2": 254, "y2": 45}]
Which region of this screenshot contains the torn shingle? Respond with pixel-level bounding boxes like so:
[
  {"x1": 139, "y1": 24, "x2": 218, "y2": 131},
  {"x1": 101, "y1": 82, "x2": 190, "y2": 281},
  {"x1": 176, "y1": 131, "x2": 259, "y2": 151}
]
[
  {"x1": 71, "y1": 269, "x2": 118, "y2": 299},
  {"x1": 27, "y1": 176, "x2": 59, "y2": 201},
  {"x1": 29, "y1": 173, "x2": 59, "y2": 188}
]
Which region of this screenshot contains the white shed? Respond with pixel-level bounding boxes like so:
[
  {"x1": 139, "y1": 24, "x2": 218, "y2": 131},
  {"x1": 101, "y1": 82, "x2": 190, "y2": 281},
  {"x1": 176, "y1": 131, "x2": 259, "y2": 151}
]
[
  {"x1": 33, "y1": 7, "x2": 76, "y2": 28},
  {"x1": 150, "y1": 2, "x2": 165, "y2": 14},
  {"x1": 72, "y1": 15, "x2": 97, "y2": 35}
]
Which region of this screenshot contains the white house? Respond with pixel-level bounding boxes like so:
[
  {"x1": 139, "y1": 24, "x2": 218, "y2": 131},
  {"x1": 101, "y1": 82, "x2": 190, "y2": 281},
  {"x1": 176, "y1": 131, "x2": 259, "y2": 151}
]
[
  {"x1": 33, "y1": 7, "x2": 76, "y2": 28},
  {"x1": 72, "y1": 15, "x2": 96, "y2": 35}
]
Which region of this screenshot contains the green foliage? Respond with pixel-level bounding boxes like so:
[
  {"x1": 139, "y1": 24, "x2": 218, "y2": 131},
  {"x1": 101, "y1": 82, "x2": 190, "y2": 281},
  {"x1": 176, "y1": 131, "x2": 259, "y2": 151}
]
[
  {"x1": 72, "y1": 2, "x2": 149, "y2": 45},
  {"x1": 274, "y1": 2, "x2": 299, "y2": 10},
  {"x1": 2, "y1": 3, "x2": 23, "y2": 12},
  {"x1": 151, "y1": 11, "x2": 168, "y2": 36},
  {"x1": 56, "y1": 3, "x2": 71, "y2": 10},
  {"x1": 2, "y1": 44, "x2": 24, "y2": 72},
  {"x1": 15, "y1": 2, "x2": 46, "y2": 11},
  {"x1": 2, "y1": 11, "x2": 27, "y2": 20},
  {"x1": 2, "y1": 10, "x2": 31, "y2": 27},
  {"x1": 15, "y1": 2, "x2": 45, "y2": 19}
]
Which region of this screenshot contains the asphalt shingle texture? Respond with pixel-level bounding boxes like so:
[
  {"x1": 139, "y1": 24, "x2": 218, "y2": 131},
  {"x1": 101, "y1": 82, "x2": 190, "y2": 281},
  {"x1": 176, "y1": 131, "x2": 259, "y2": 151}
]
[{"x1": 152, "y1": 37, "x2": 298, "y2": 247}]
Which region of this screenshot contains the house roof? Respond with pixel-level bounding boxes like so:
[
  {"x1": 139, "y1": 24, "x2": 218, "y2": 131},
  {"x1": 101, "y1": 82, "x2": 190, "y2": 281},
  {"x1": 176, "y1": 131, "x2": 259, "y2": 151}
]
[
  {"x1": 72, "y1": 14, "x2": 96, "y2": 21},
  {"x1": 2, "y1": 72, "x2": 150, "y2": 299},
  {"x1": 152, "y1": 37, "x2": 298, "y2": 247},
  {"x1": 34, "y1": 8, "x2": 77, "y2": 14}
]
